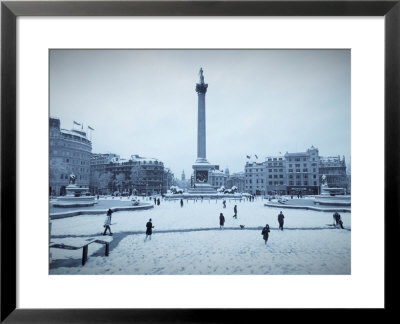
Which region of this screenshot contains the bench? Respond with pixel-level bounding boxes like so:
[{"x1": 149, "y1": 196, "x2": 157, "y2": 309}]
[{"x1": 50, "y1": 238, "x2": 110, "y2": 266}]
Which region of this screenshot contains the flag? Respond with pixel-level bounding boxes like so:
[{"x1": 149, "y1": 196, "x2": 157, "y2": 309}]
[
  {"x1": 255, "y1": 154, "x2": 258, "y2": 159},
  {"x1": 246, "y1": 155, "x2": 251, "y2": 159},
  {"x1": 88, "y1": 126, "x2": 95, "y2": 131},
  {"x1": 73, "y1": 121, "x2": 81, "y2": 126}
]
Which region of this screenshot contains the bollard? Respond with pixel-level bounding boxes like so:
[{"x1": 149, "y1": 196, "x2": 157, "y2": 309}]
[
  {"x1": 105, "y1": 242, "x2": 109, "y2": 256},
  {"x1": 82, "y1": 245, "x2": 88, "y2": 266}
]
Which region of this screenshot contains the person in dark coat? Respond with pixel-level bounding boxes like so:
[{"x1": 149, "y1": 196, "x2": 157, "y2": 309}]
[
  {"x1": 333, "y1": 212, "x2": 344, "y2": 229},
  {"x1": 219, "y1": 213, "x2": 225, "y2": 230},
  {"x1": 180, "y1": 199, "x2": 184, "y2": 207},
  {"x1": 261, "y1": 224, "x2": 270, "y2": 245},
  {"x1": 154, "y1": 197, "x2": 157, "y2": 205},
  {"x1": 157, "y1": 198, "x2": 160, "y2": 206},
  {"x1": 223, "y1": 200, "x2": 226, "y2": 208},
  {"x1": 144, "y1": 218, "x2": 154, "y2": 241},
  {"x1": 278, "y1": 211, "x2": 285, "y2": 231},
  {"x1": 103, "y1": 211, "x2": 113, "y2": 236},
  {"x1": 233, "y1": 205, "x2": 237, "y2": 219}
]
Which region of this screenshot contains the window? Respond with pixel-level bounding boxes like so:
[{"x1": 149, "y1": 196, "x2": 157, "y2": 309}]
[
  {"x1": 269, "y1": 169, "x2": 272, "y2": 172},
  {"x1": 303, "y1": 168, "x2": 308, "y2": 172},
  {"x1": 289, "y1": 175, "x2": 293, "y2": 179},
  {"x1": 269, "y1": 175, "x2": 272, "y2": 179},
  {"x1": 313, "y1": 175, "x2": 317, "y2": 179},
  {"x1": 274, "y1": 175, "x2": 278, "y2": 179},
  {"x1": 289, "y1": 164, "x2": 292, "y2": 167},
  {"x1": 304, "y1": 175, "x2": 308, "y2": 179},
  {"x1": 303, "y1": 164, "x2": 307, "y2": 167},
  {"x1": 296, "y1": 181, "x2": 301, "y2": 185},
  {"x1": 295, "y1": 158, "x2": 300, "y2": 161},
  {"x1": 274, "y1": 169, "x2": 277, "y2": 172},
  {"x1": 289, "y1": 181, "x2": 294, "y2": 185},
  {"x1": 313, "y1": 168, "x2": 316, "y2": 172},
  {"x1": 279, "y1": 169, "x2": 283, "y2": 172},
  {"x1": 296, "y1": 169, "x2": 300, "y2": 172},
  {"x1": 280, "y1": 181, "x2": 283, "y2": 185},
  {"x1": 269, "y1": 181, "x2": 273, "y2": 185},
  {"x1": 279, "y1": 175, "x2": 283, "y2": 178},
  {"x1": 304, "y1": 181, "x2": 308, "y2": 185},
  {"x1": 296, "y1": 175, "x2": 300, "y2": 179},
  {"x1": 303, "y1": 158, "x2": 307, "y2": 161},
  {"x1": 314, "y1": 181, "x2": 317, "y2": 185},
  {"x1": 295, "y1": 164, "x2": 300, "y2": 167},
  {"x1": 279, "y1": 158, "x2": 282, "y2": 161},
  {"x1": 289, "y1": 169, "x2": 293, "y2": 172}
]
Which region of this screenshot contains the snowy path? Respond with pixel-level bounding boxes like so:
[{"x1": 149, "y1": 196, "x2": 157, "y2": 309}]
[{"x1": 50, "y1": 200, "x2": 351, "y2": 275}]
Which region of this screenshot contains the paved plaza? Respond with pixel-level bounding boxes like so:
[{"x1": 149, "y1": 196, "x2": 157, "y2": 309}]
[{"x1": 50, "y1": 198, "x2": 351, "y2": 275}]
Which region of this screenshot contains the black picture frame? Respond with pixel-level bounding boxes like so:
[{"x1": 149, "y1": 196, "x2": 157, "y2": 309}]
[{"x1": 1, "y1": 0, "x2": 399, "y2": 322}]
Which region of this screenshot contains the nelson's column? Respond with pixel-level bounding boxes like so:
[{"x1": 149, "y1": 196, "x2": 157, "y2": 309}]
[{"x1": 190, "y1": 68, "x2": 217, "y2": 194}]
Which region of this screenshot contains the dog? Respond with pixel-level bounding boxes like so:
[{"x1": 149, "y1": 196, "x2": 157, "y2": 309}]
[{"x1": 239, "y1": 225, "x2": 245, "y2": 229}]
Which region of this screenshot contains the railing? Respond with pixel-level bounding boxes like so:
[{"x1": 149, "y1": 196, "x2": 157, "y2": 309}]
[{"x1": 50, "y1": 238, "x2": 110, "y2": 266}]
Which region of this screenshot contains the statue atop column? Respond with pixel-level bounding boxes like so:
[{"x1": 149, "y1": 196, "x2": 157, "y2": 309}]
[
  {"x1": 196, "y1": 67, "x2": 208, "y2": 94},
  {"x1": 199, "y1": 67, "x2": 204, "y2": 84}
]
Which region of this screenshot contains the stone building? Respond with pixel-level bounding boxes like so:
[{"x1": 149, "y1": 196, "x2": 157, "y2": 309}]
[
  {"x1": 285, "y1": 146, "x2": 320, "y2": 195},
  {"x1": 244, "y1": 161, "x2": 266, "y2": 195},
  {"x1": 208, "y1": 167, "x2": 227, "y2": 189},
  {"x1": 49, "y1": 117, "x2": 92, "y2": 196},
  {"x1": 226, "y1": 172, "x2": 245, "y2": 193},
  {"x1": 319, "y1": 155, "x2": 348, "y2": 191},
  {"x1": 90, "y1": 153, "x2": 171, "y2": 195},
  {"x1": 265, "y1": 155, "x2": 287, "y2": 195}
]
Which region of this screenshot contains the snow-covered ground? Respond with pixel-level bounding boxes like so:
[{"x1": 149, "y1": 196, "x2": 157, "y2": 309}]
[{"x1": 50, "y1": 199, "x2": 351, "y2": 275}]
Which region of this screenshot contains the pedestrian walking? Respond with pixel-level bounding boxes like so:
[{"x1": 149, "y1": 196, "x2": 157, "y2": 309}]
[
  {"x1": 154, "y1": 197, "x2": 157, "y2": 205},
  {"x1": 144, "y1": 218, "x2": 154, "y2": 241},
  {"x1": 180, "y1": 199, "x2": 184, "y2": 207},
  {"x1": 219, "y1": 213, "x2": 225, "y2": 230},
  {"x1": 333, "y1": 212, "x2": 344, "y2": 229},
  {"x1": 278, "y1": 211, "x2": 285, "y2": 231},
  {"x1": 233, "y1": 205, "x2": 237, "y2": 219},
  {"x1": 103, "y1": 211, "x2": 113, "y2": 236},
  {"x1": 261, "y1": 224, "x2": 270, "y2": 245},
  {"x1": 157, "y1": 198, "x2": 160, "y2": 206},
  {"x1": 223, "y1": 200, "x2": 226, "y2": 208}
]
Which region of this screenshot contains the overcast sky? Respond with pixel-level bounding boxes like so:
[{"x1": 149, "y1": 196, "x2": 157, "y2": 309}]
[{"x1": 50, "y1": 49, "x2": 350, "y2": 178}]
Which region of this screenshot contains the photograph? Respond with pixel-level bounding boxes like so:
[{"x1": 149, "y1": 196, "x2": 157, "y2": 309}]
[{"x1": 49, "y1": 49, "x2": 351, "y2": 275}]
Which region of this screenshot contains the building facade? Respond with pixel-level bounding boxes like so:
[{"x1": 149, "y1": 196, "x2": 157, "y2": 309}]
[
  {"x1": 241, "y1": 146, "x2": 347, "y2": 196},
  {"x1": 226, "y1": 172, "x2": 245, "y2": 193},
  {"x1": 90, "y1": 153, "x2": 172, "y2": 196},
  {"x1": 209, "y1": 168, "x2": 227, "y2": 189},
  {"x1": 244, "y1": 161, "x2": 266, "y2": 195},
  {"x1": 49, "y1": 117, "x2": 92, "y2": 196},
  {"x1": 265, "y1": 155, "x2": 287, "y2": 195},
  {"x1": 319, "y1": 156, "x2": 348, "y2": 191},
  {"x1": 285, "y1": 146, "x2": 320, "y2": 195}
]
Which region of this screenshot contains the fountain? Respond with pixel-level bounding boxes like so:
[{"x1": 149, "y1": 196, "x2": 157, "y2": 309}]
[
  {"x1": 314, "y1": 174, "x2": 351, "y2": 206},
  {"x1": 52, "y1": 174, "x2": 96, "y2": 208}
]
